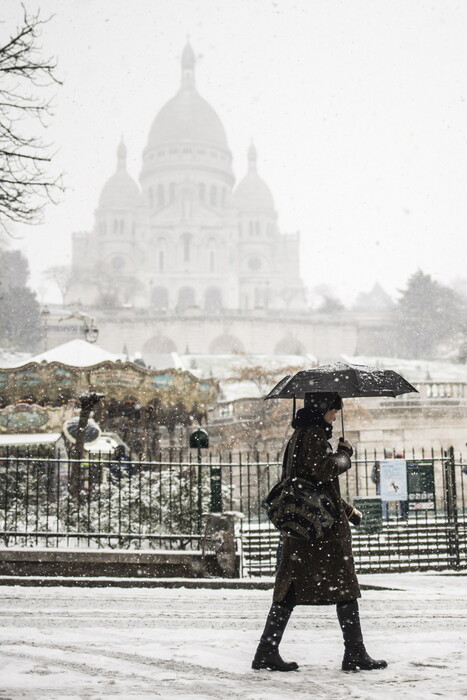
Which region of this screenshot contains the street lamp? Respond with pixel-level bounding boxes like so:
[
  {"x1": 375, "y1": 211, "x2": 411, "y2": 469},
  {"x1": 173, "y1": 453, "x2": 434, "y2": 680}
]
[
  {"x1": 84, "y1": 321, "x2": 99, "y2": 343},
  {"x1": 58, "y1": 310, "x2": 99, "y2": 343},
  {"x1": 40, "y1": 306, "x2": 50, "y2": 351},
  {"x1": 189, "y1": 427, "x2": 222, "y2": 517}
]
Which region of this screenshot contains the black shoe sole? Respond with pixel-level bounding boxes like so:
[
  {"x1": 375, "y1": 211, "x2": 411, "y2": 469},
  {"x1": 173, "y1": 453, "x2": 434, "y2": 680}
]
[
  {"x1": 252, "y1": 661, "x2": 299, "y2": 672},
  {"x1": 342, "y1": 663, "x2": 388, "y2": 672}
]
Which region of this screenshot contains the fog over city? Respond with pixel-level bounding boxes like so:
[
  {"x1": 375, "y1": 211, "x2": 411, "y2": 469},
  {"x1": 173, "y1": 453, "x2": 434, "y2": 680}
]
[{"x1": 4, "y1": 0, "x2": 467, "y2": 306}]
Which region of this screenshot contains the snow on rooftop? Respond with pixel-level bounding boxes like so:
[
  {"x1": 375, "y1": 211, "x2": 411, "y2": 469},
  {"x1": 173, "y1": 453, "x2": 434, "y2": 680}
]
[
  {"x1": 177, "y1": 353, "x2": 317, "y2": 380},
  {"x1": 343, "y1": 354, "x2": 467, "y2": 383},
  {"x1": 7, "y1": 339, "x2": 123, "y2": 368},
  {"x1": 0, "y1": 349, "x2": 33, "y2": 368},
  {"x1": 0, "y1": 432, "x2": 63, "y2": 446}
]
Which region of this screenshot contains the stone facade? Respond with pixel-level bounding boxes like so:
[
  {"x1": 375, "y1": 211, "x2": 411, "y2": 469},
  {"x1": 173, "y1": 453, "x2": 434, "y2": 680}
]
[{"x1": 70, "y1": 42, "x2": 306, "y2": 316}]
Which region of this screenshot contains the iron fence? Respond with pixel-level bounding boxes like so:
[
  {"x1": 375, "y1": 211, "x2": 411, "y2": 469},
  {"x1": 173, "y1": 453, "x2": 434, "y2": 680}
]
[{"x1": 0, "y1": 446, "x2": 465, "y2": 575}]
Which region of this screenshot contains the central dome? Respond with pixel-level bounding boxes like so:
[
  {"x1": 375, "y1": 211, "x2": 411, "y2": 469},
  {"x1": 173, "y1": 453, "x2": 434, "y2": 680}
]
[
  {"x1": 148, "y1": 90, "x2": 228, "y2": 150},
  {"x1": 147, "y1": 43, "x2": 229, "y2": 151}
]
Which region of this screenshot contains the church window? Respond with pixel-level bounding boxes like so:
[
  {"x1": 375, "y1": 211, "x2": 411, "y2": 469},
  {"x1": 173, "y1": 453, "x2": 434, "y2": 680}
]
[
  {"x1": 159, "y1": 251, "x2": 164, "y2": 271},
  {"x1": 157, "y1": 184, "x2": 165, "y2": 207},
  {"x1": 255, "y1": 221, "x2": 260, "y2": 235},
  {"x1": 249, "y1": 221, "x2": 254, "y2": 235},
  {"x1": 181, "y1": 233, "x2": 191, "y2": 262},
  {"x1": 210, "y1": 186, "x2": 217, "y2": 207},
  {"x1": 177, "y1": 286, "x2": 196, "y2": 311},
  {"x1": 120, "y1": 220, "x2": 125, "y2": 234},
  {"x1": 248, "y1": 256, "x2": 262, "y2": 271},
  {"x1": 198, "y1": 183, "x2": 205, "y2": 202},
  {"x1": 209, "y1": 251, "x2": 215, "y2": 272},
  {"x1": 169, "y1": 182, "x2": 176, "y2": 203},
  {"x1": 274, "y1": 337, "x2": 306, "y2": 355},
  {"x1": 112, "y1": 256, "x2": 125, "y2": 270},
  {"x1": 113, "y1": 220, "x2": 118, "y2": 234},
  {"x1": 209, "y1": 333, "x2": 244, "y2": 354},
  {"x1": 151, "y1": 287, "x2": 169, "y2": 309},
  {"x1": 204, "y1": 286, "x2": 223, "y2": 310}
]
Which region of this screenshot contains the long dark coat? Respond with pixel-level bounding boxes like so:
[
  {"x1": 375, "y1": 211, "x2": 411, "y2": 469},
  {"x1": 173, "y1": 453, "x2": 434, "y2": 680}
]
[{"x1": 273, "y1": 424, "x2": 361, "y2": 605}]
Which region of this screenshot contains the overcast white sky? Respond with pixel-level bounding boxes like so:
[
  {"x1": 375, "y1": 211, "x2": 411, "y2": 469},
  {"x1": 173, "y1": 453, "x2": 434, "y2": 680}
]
[{"x1": 3, "y1": 0, "x2": 467, "y2": 305}]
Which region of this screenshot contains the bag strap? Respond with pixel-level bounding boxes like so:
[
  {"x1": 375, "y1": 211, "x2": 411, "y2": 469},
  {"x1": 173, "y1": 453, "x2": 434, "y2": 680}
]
[{"x1": 282, "y1": 428, "x2": 305, "y2": 480}]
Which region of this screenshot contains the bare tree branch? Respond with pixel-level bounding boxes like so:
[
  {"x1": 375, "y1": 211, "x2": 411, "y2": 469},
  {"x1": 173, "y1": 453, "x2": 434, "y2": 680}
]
[{"x1": 0, "y1": 4, "x2": 63, "y2": 230}]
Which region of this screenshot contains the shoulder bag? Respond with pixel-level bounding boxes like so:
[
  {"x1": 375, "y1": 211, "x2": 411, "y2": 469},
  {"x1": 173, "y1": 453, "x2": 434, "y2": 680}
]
[{"x1": 265, "y1": 430, "x2": 339, "y2": 540}]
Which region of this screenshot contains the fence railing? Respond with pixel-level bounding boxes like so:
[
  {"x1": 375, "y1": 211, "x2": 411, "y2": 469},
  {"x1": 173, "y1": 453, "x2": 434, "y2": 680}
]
[{"x1": 0, "y1": 447, "x2": 465, "y2": 575}]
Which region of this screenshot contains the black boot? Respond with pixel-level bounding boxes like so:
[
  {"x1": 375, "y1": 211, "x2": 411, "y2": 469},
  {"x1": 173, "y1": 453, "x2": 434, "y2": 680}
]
[
  {"x1": 342, "y1": 643, "x2": 388, "y2": 671},
  {"x1": 336, "y1": 599, "x2": 387, "y2": 672},
  {"x1": 252, "y1": 602, "x2": 298, "y2": 672}
]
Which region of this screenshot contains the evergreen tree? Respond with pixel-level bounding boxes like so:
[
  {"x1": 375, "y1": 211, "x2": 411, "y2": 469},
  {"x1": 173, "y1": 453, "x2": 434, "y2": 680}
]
[
  {"x1": 0, "y1": 249, "x2": 41, "y2": 350},
  {"x1": 396, "y1": 270, "x2": 464, "y2": 358}
]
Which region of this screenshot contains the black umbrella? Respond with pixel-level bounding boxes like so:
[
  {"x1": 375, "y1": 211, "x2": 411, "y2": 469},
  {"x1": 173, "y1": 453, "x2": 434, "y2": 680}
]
[
  {"x1": 63, "y1": 417, "x2": 101, "y2": 448},
  {"x1": 264, "y1": 361, "x2": 418, "y2": 436}
]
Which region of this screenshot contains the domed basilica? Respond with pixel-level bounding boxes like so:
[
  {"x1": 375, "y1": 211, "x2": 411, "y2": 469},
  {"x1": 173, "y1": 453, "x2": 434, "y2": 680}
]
[
  {"x1": 67, "y1": 43, "x2": 371, "y2": 363},
  {"x1": 71, "y1": 42, "x2": 305, "y2": 315}
]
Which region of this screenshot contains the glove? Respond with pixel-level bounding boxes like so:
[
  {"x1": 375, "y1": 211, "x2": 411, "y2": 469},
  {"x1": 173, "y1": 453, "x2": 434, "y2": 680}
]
[
  {"x1": 338, "y1": 438, "x2": 354, "y2": 457},
  {"x1": 349, "y1": 507, "x2": 362, "y2": 526}
]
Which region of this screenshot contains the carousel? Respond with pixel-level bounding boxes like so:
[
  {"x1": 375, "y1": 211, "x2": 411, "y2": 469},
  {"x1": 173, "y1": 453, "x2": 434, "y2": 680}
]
[{"x1": 0, "y1": 339, "x2": 217, "y2": 456}]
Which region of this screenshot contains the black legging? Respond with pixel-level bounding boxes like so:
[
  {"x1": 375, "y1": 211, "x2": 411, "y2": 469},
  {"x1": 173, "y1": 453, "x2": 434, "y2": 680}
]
[{"x1": 277, "y1": 587, "x2": 363, "y2": 647}]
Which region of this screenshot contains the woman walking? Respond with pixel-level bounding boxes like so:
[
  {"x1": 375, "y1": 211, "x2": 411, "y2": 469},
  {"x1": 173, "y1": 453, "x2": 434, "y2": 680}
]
[{"x1": 252, "y1": 392, "x2": 387, "y2": 673}]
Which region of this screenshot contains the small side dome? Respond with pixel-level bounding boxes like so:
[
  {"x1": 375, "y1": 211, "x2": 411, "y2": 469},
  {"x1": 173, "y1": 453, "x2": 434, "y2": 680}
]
[
  {"x1": 234, "y1": 143, "x2": 275, "y2": 213},
  {"x1": 98, "y1": 140, "x2": 141, "y2": 210}
]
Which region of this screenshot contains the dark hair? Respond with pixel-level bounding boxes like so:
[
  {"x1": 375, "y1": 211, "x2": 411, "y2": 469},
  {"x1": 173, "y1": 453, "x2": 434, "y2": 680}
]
[
  {"x1": 304, "y1": 392, "x2": 342, "y2": 412},
  {"x1": 292, "y1": 392, "x2": 342, "y2": 429}
]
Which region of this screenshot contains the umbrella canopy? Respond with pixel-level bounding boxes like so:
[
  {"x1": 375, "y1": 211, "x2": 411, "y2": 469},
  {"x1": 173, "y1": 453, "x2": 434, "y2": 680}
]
[
  {"x1": 264, "y1": 362, "x2": 418, "y2": 400},
  {"x1": 63, "y1": 417, "x2": 101, "y2": 448}
]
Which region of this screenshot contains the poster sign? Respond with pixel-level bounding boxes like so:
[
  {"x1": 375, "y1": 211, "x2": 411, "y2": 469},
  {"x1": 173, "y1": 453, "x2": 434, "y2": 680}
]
[
  {"x1": 406, "y1": 461, "x2": 435, "y2": 510},
  {"x1": 353, "y1": 496, "x2": 383, "y2": 533},
  {"x1": 380, "y1": 459, "x2": 407, "y2": 501}
]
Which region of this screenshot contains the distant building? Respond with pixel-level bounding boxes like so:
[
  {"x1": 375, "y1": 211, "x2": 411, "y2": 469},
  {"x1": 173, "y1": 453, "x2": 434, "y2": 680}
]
[
  {"x1": 352, "y1": 283, "x2": 394, "y2": 312},
  {"x1": 70, "y1": 42, "x2": 305, "y2": 314},
  {"x1": 64, "y1": 42, "x2": 393, "y2": 362}
]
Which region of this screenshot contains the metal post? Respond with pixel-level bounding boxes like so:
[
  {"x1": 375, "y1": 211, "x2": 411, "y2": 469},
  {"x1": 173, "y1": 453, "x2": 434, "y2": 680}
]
[
  {"x1": 197, "y1": 444, "x2": 202, "y2": 533},
  {"x1": 444, "y1": 446, "x2": 460, "y2": 570},
  {"x1": 209, "y1": 453, "x2": 222, "y2": 513}
]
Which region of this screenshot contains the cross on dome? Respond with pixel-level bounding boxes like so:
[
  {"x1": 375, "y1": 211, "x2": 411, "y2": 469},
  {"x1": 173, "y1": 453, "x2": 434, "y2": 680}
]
[
  {"x1": 117, "y1": 137, "x2": 127, "y2": 170},
  {"x1": 248, "y1": 141, "x2": 258, "y2": 171},
  {"x1": 181, "y1": 39, "x2": 196, "y2": 85}
]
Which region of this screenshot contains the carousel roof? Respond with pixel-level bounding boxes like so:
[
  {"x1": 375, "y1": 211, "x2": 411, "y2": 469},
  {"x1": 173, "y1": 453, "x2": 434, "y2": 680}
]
[
  {"x1": 0, "y1": 339, "x2": 217, "y2": 408},
  {"x1": 8, "y1": 339, "x2": 123, "y2": 368}
]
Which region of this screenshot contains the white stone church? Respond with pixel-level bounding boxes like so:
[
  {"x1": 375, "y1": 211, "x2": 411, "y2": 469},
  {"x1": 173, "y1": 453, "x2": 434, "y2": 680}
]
[
  {"x1": 71, "y1": 42, "x2": 306, "y2": 315},
  {"x1": 64, "y1": 42, "x2": 392, "y2": 363}
]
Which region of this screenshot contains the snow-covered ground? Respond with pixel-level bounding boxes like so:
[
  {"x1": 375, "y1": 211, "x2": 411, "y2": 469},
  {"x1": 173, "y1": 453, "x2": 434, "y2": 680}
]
[{"x1": 0, "y1": 572, "x2": 466, "y2": 699}]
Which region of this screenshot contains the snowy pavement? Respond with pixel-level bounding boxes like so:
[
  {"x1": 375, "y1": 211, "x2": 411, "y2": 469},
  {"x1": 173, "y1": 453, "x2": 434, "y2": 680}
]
[{"x1": 0, "y1": 572, "x2": 466, "y2": 699}]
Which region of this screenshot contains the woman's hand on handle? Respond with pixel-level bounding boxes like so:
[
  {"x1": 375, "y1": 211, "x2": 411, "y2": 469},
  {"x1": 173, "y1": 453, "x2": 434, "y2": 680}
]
[{"x1": 337, "y1": 438, "x2": 353, "y2": 457}]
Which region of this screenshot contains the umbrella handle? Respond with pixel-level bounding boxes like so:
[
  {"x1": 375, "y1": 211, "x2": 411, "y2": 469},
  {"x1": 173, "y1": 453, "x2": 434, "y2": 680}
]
[{"x1": 340, "y1": 402, "x2": 345, "y2": 440}]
